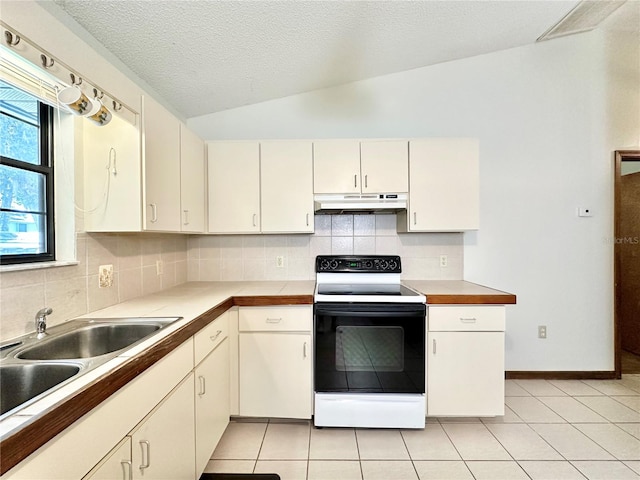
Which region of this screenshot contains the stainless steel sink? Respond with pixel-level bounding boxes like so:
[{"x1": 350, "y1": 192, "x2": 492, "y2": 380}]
[
  {"x1": 0, "y1": 363, "x2": 81, "y2": 416},
  {"x1": 0, "y1": 317, "x2": 181, "y2": 419},
  {"x1": 17, "y1": 323, "x2": 163, "y2": 360}
]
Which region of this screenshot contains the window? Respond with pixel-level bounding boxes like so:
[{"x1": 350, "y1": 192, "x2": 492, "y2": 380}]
[{"x1": 0, "y1": 80, "x2": 55, "y2": 264}]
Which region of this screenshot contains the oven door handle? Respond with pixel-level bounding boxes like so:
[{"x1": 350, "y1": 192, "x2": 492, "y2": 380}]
[{"x1": 314, "y1": 308, "x2": 425, "y2": 318}]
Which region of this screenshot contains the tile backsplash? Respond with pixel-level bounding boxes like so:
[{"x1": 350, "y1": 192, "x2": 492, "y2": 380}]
[
  {"x1": 0, "y1": 232, "x2": 187, "y2": 341},
  {"x1": 187, "y1": 214, "x2": 463, "y2": 282},
  {"x1": 0, "y1": 215, "x2": 463, "y2": 341}
]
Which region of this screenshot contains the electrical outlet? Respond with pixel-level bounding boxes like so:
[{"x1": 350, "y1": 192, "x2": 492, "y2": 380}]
[
  {"x1": 99, "y1": 264, "x2": 113, "y2": 288},
  {"x1": 538, "y1": 325, "x2": 547, "y2": 339},
  {"x1": 439, "y1": 255, "x2": 448, "y2": 267},
  {"x1": 156, "y1": 260, "x2": 163, "y2": 275},
  {"x1": 276, "y1": 256, "x2": 285, "y2": 268}
]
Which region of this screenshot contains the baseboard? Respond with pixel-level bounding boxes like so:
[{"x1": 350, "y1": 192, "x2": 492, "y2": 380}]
[{"x1": 505, "y1": 371, "x2": 618, "y2": 380}]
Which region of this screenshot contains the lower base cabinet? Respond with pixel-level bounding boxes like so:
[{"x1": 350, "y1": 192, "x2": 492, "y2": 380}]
[
  {"x1": 426, "y1": 306, "x2": 506, "y2": 417},
  {"x1": 195, "y1": 339, "x2": 230, "y2": 476},
  {"x1": 83, "y1": 438, "x2": 132, "y2": 480},
  {"x1": 238, "y1": 306, "x2": 312, "y2": 419}
]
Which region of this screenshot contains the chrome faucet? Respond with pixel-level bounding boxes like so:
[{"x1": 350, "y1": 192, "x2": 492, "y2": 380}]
[{"x1": 35, "y1": 307, "x2": 53, "y2": 339}]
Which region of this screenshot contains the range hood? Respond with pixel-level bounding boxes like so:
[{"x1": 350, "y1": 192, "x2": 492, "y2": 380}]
[{"x1": 314, "y1": 193, "x2": 407, "y2": 214}]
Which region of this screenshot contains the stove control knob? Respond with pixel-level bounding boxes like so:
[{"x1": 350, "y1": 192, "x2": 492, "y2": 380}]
[
  {"x1": 329, "y1": 260, "x2": 339, "y2": 270},
  {"x1": 379, "y1": 259, "x2": 388, "y2": 270},
  {"x1": 363, "y1": 261, "x2": 373, "y2": 269},
  {"x1": 389, "y1": 260, "x2": 398, "y2": 271},
  {"x1": 320, "y1": 259, "x2": 330, "y2": 270}
]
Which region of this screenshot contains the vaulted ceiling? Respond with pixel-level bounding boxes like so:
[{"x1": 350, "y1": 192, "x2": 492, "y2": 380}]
[{"x1": 49, "y1": 1, "x2": 582, "y2": 118}]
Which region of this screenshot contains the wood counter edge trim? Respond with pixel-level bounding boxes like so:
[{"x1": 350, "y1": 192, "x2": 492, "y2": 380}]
[
  {"x1": 232, "y1": 295, "x2": 314, "y2": 306},
  {"x1": 427, "y1": 294, "x2": 516, "y2": 304}
]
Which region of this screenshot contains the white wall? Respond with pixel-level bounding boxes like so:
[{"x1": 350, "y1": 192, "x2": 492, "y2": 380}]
[{"x1": 190, "y1": 9, "x2": 640, "y2": 371}]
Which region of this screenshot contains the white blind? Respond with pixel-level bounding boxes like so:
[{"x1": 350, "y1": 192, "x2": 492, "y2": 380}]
[{"x1": 0, "y1": 45, "x2": 63, "y2": 107}]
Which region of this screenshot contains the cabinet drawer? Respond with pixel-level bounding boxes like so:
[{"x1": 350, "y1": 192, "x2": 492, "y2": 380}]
[
  {"x1": 194, "y1": 312, "x2": 229, "y2": 365},
  {"x1": 428, "y1": 306, "x2": 505, "y2": 332},
  {"x1": 239, "y1": 306, "x2": 312, "y2": 332}
]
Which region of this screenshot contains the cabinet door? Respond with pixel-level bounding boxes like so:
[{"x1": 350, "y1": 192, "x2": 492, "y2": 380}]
[
  {"x1": 313, "y1": 140, "x2": 361, "y2": 194},
  {"x1": 83, "y1": 114, "x2": 142, "y2": 232},
  {"x1": 261, "y1": 141, "x2": 313, "y2": 233},
  {"x1": 360, "y1": 140, "x2": 408, "y2": 193},
  {"x1": 179, "y1": 124, "x2": 205, "y2": 233},
  {"x1": 143, "y1": 96, "x2": 181, "y2": 231},
  {"x1": 407, "y1": 139, "x2": 479, "y2": 231},
  {"x1": 427, "y1": 331, "x2": 504, "y2": 417},
  {"x1": 195, "y1": 339, "x2": 230, "y2": 477},
  {"x1": 82, "y1": 437, "x2": 132, "y2": 480},
  {"x1": 131, "y1": 373, "x2": 195, "y2": 479},
  {"x1": 239, "y1": 333, "x2": 312, "y2": 419},
  {"x1": 208, "y1": 142, "x2": 260, "y2": 233}
]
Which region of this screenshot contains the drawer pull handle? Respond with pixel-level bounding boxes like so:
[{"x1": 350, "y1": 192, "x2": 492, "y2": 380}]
[
  {"x1": 306, "y1": 213, "x2": 310, "y2": 226},
  {"x1": 460, "y1": 317, "x2": 477, "y2": 323},
  {"x1": 303, "y1": 341, "x2": 308, "y2": 358},
  {"x1": 139, "y1": 440, "x2": 150, "y2": 470},
  {"x1": 432, "y1": 339, "x2": 437, "y2": 354},
  {"x1": 198, "y1": 375, "x2": 206, "y2": 396},
  {"x1": 210, "y1": 330, "x2": 223, "y2": 342},
  {"x1": 183, "y1": 209, "x2": 189, "y2": 225},
  {"x1": 121, "y1": 460, "x2": 133, "y2": 480},
  {"x1": 253, "y1": 213, "x2": 257, "y2": 227},
  {"x1": 266, "y1": 318, "x2": 282, "y2": 323},
  {"x1": 413, "y1": 212, "x2": 417, "y2": 225},
  {"x1": 354, "y1": 174, "x2": 358, "y2": 188},
  {"x1": 364, "y1": 174, "x2": 368, "y2": 188}
]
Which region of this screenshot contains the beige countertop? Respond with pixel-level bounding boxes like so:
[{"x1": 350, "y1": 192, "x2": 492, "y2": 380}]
[{"x1": 0, "y1": 279, "x2": 515, "y2": 473}]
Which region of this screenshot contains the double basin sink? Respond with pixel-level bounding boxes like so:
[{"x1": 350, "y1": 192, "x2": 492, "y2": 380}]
[{"x1": 0, "y1": 317, "x2": 181, "y2": 419}]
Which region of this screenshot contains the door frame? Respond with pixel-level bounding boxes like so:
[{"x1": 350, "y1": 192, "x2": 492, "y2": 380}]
[{"x1": 614, "y1": 150, "x2": 640, "y2": 377}]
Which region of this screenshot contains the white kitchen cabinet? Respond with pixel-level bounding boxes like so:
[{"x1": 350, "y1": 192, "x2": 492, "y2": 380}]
[
  {"x1": 142, "y1": 95, "x2": 181, "y2": 231},
  {"x1": 179, "y1": 124, "x2": 205, "y2": 233},
  {"x1": 130, "y1": 373, "x2": 195, "y2": 479},
  {"x1": 82, "y1": 437, "x2": 131, "y2": 480},
  {"x1": 207, "y1": 141, "x2": 260, "y2": 233},
  {"x1": 399, "y1": 138, "x2": 479, "y2": 232},
  {"x1": 360, "y1": 140, "x2": 408, "y2": 193},
  {"x1": 313, "y1": 139, "x2": 408, "y2": 194},
  {"x1": 313, "y1": 140, "x2": 361, "y2": 194},
  {"x1": 83, "y1": 114, "x2": 142, "y2": 232},
  {"x1": 261, "y1": 141, "x2": 314, "y2": 233},
  {"x1": 238, "y1": 306, "x2": 312, "y2": 419},
  {"x1": 194, "y1": 312, "x2": 230, "y2": 477},
  {"x1": 427, "y1": 306, "x2": 505, "y2": 417}
]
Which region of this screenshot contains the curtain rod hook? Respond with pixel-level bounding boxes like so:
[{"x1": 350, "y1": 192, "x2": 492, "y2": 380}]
[
  {"x1": 4, "y1": 31, "x2": 20, "y2": 47},
  {"x1": 40, "y1": 54, "x2": 54, "y2": 69}
]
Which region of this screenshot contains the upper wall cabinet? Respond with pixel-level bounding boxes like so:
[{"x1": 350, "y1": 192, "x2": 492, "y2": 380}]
[
  {"x1": 261, "y1": 141, "x2": 314, "y2": 233},
  {"x1": 208, "y1": 142, "x2": 261, "y2": 234},
  {"x1": 180, "y1": 124, "x2": 206, "y2": 233},
  {"x1": 398, "y1": 138, "x2": 479, "y2": 232},
  {"x1": 207, "y1": 141, "x2": 314, "y2": 234},
  {"x1": 83, "y1": 114, "x2": 142, "y2": 232},
  {"x1": 360, "y1": 140, "x2": 409, "y2": 193},
  {"x1": 313, "y1": 140, "x2": 408, "y2": 194},
  {"x1": 142, "y1": 96, "x2": 181, "y2": 232}
]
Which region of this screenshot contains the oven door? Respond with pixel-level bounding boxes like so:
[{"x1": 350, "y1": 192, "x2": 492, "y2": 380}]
[{"x1": 314, "y1": 302, "x2": 426, "y2": 394}]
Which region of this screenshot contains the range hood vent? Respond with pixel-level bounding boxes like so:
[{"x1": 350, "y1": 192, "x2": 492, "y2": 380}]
[{"x1": 314, "y1": 193, "x2": 407, "y2": 214}]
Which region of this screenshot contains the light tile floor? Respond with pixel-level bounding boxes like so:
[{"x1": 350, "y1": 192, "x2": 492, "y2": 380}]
[{"x1": 205, "y1": 376, "x2": 640, "y2": 480}]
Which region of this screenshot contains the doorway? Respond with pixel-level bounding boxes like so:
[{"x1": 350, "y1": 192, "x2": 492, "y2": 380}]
[{"x1": 615, "y1": 150, "x2": 640, "y2": 376}]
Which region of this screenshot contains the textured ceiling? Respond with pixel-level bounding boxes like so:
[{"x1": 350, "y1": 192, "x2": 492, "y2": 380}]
[{"x1": 50, "y1": 0, "x2": 580, "y2": 118}]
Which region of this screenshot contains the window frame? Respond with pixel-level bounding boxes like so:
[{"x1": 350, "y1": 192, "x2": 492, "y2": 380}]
[{"x1": 0, "y1": 100, "x2": 55, "y2": 265}]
